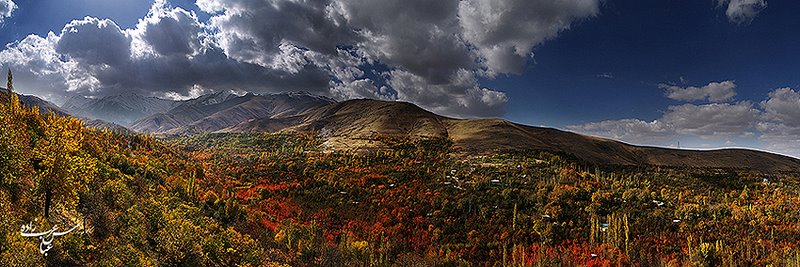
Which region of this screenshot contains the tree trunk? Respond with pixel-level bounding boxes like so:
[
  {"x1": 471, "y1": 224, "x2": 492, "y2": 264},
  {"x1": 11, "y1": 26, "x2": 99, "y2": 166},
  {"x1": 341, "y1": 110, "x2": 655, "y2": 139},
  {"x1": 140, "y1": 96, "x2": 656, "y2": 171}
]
[{"x1": 44, "y1": 188, "x2": 52, "y2": 218}]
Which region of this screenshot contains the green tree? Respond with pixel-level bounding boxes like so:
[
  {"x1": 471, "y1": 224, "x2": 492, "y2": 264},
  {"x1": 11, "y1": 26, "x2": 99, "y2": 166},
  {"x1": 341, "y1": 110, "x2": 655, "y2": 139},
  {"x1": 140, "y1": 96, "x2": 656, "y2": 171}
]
[
  {"x1": 6, "y1": 68, "x2": 12, "y2": 90},
  {"x1": 4, "y1": 68, "x2": 12, "y2": 103}
]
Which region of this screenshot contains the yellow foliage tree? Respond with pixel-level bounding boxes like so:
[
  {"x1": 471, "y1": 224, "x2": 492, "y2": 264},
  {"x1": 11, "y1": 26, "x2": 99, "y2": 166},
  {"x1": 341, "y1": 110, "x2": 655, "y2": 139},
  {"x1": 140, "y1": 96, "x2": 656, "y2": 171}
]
[{"x1": 34, "y1": 113, "x2": 95, "y2": 218}]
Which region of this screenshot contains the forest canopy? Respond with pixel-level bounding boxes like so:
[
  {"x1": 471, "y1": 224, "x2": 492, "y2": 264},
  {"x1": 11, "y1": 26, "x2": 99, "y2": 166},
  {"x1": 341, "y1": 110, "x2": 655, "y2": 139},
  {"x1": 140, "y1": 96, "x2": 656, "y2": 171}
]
[{"x1": 1, "y1": 78, "x2": 800, "y2": 266}]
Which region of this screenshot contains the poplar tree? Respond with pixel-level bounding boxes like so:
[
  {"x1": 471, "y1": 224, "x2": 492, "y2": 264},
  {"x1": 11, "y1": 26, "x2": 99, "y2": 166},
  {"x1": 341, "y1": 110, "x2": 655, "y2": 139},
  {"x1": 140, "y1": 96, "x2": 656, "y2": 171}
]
[
  {"x1": 3, "y1": 68, "x2": 11, "y2": 103},
  {"x1": 6, "y1": 68, "x2": 12, "y2": 92}
]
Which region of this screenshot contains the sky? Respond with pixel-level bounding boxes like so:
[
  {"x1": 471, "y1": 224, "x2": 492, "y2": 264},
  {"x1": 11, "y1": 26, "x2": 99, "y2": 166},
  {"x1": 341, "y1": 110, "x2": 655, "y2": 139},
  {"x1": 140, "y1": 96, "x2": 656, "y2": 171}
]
[{"x1": 1, "y1": 0, "x2": 799, "y2": 157}]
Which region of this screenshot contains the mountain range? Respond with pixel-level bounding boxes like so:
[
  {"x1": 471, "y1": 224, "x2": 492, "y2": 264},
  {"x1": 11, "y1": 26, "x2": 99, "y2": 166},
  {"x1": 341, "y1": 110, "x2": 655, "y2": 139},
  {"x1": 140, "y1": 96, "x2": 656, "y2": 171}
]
[
  {"x1": 130, "y1": 91, "x2": 334, "y2": 134},
  {"x1": 0, "y1": 87, "x2": 67, "y2": 116},
  {"x1": 62, "y1": 93, "x2": 181, "y2": 126},
  {"x1": 6, "y1": 88, "x2": 799, "y2": 173}
]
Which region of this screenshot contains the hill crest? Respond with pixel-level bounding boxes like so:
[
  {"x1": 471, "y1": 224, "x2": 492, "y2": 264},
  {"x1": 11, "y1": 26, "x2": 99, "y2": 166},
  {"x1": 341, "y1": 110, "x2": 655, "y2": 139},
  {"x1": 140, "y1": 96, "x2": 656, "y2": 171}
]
[{"x1": 238, "y1": 98, "x2": 800, "y2": 173}]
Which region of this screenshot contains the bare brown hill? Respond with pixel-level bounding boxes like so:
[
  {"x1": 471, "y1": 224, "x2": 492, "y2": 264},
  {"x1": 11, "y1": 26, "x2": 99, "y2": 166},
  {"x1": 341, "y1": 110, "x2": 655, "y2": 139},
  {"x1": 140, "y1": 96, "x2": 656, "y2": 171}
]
[
  {"x1": 132, "y1": 92, "x2": 334, "y2": 134},
  {"x1": 227, "y1": 99, "x2": 800, "y2": 173}
]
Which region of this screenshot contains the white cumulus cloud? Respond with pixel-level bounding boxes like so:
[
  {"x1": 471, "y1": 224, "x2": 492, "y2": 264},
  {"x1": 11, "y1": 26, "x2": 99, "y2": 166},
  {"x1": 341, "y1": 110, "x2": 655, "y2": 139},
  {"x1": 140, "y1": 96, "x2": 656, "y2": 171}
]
[
  {"x1": 0, "y1": 0, "x2": 15, "y2": 24},
  {"x1": 662, "y1": 102, "x2": 759, "y2": 138},
  {"x1": 718, "y1": 0, "x2": 767, "y2": 25},
  {"x1": 569, "y1": 82, "x2": 800, "y2": 158},
  {"x1": 570, "y1": 81, "x2": 763, "y2": 149},
  {"x1": 568, "y1": 119, "x2": 674, "y2": 144},
  {"x1": 758, "y1": 87, "x2": 800, "y2": 156},
  {"x1": 661, "y1": 80, "x2": 737, "y2": 102},
  {"x1": 569, "y1": 101, "x2": 758, "y2": 145}
]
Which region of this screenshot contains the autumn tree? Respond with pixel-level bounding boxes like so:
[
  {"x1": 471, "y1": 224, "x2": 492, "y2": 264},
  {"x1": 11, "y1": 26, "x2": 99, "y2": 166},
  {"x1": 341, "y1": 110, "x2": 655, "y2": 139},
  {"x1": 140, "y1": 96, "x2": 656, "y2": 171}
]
[
  {"x1": 34, "y1": 113, "x2": 95, "y2": 218},
  {"x1": 0, "y1": 113, "x2": 27, "y2": 193},
  {"x1": 0, "y1": 68, "x2": 29, "y2": 197}
]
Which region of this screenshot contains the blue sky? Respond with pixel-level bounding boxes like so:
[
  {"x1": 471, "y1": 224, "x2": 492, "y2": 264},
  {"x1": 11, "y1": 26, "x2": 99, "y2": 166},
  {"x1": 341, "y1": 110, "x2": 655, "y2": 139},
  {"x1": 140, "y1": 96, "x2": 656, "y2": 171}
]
[
  {"x1": 1, "y1": 0, "x2": 799, "y2": 156},
  {"x1": 493, "y1": 0, "x2": 800, "y2": 127},
  {"x1": 0, "y1": 0, "x2": 204, "y2": 44}
]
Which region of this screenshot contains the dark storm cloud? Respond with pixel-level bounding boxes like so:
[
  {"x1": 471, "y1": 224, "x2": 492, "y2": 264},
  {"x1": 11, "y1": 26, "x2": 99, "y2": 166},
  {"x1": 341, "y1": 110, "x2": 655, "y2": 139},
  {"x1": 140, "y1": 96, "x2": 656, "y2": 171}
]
[
  {"x1": 331, "y1": 0, "x2": 475, "y2": 84},
  {"x1": 1, "y1": 0, "x2": 602, "y2": 117},
  {"x1": 459, "y1": 0, "x2": 601, "y2": 75},
  {"x1": 90, "y1": 47, "x2": 330, "y2": 96},
  {"x1": 121, "y1": 3, "x2": 332, "y2": 96},
  {"x1": 0, "y1": 1, "x2": 331, "y2": 100},
  {"x1": 56, "y1": 17, "x2": 131, "y2": 66},
  {"x1": 199, "y1": 0, "x2": 358, "y2": 65},
  {"x1": 139, "y1": 5, "x2": 202, "y2": 56}
]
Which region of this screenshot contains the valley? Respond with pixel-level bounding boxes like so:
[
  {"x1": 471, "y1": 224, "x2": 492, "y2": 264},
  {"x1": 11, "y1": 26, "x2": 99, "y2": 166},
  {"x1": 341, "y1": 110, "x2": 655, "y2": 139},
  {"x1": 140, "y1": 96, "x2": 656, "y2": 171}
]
[
  {"x1": 3, "y1": 1, "x2": 798, "y2": 266},
  {"x1": 58, "y1": 91, "x2": 800, "y2": 173},
  {"x1": 1, "y1": 93, "x2": 800, "y2": 266}
]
